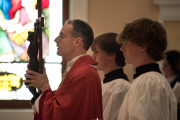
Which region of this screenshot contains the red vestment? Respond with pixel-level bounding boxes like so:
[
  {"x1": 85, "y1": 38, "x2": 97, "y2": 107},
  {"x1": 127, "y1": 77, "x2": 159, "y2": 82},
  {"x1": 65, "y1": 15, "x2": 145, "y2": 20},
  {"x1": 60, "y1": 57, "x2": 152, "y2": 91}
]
[{"x1": 34, "y1": 55, "x2": 103, "y2": 120}]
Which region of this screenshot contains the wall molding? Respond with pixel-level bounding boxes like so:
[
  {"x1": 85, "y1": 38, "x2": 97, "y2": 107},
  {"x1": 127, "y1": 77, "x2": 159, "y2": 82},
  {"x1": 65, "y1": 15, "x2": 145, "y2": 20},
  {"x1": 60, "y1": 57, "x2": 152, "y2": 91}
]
[{"x1": 154, "y1": 0, "x2": 180, "y2": 23}]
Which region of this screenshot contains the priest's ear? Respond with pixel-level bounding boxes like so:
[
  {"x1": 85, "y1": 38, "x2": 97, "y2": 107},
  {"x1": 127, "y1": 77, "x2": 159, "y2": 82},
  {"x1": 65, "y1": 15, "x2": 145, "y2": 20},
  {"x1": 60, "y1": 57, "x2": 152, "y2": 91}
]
[{"x1": 74, "y1": 37, "x2": 83, "y2": 47}]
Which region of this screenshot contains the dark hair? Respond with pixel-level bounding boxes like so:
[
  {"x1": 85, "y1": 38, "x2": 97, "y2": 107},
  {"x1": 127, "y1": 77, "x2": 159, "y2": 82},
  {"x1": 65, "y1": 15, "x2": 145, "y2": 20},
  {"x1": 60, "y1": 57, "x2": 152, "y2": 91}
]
[
  {"x1": 117, "y1": 17, "x2": 167, "y2": 61},
  {"x1": 65, "y1": 19, "x2": 94, "y2": 51},
  {"x1": 165, "y1": 50, "x2": 180, "y2": 75},
  {"x1": 91, "y1": 32, "x2": 126, "y2": 67}
]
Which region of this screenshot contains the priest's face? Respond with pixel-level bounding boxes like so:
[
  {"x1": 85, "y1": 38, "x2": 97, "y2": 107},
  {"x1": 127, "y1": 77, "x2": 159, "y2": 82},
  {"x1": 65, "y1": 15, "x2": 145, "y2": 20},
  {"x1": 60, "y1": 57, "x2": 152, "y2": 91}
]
[
  {"x1": 92, "y1": 44, "x2": 112, "y2": 73},
  {"x1": 120, "y1": 41, "x2": 142, "y2": 65},
  {"x1": 54, "y1": 23, "x2": 76, "y2": 59}
]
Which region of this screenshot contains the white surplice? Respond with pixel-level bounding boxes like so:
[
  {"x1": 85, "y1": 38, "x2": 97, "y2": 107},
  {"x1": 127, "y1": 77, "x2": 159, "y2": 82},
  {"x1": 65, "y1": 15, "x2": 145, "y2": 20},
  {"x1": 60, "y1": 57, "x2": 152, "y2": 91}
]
[
  {"x1": 102, "y1": 79, "x2": 131, "y2": 120},
  {"x1": 118, "y1": 72, "x2": 177, "y2": 120}
]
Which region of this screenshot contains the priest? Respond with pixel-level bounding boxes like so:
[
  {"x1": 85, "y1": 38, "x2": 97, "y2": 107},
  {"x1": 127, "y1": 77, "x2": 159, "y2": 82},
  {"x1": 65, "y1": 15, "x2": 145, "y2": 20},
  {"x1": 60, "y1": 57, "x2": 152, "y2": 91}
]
[{"x1": 24, "y1": 19, "x2": 103, "y2": 120}]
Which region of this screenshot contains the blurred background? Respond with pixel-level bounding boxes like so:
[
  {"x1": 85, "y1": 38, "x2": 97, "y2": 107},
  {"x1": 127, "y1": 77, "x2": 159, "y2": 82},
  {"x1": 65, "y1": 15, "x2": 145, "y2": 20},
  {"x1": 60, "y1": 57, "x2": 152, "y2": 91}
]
[{"x1": 0, "y1": 0, "x2": 180, "y2": 119}]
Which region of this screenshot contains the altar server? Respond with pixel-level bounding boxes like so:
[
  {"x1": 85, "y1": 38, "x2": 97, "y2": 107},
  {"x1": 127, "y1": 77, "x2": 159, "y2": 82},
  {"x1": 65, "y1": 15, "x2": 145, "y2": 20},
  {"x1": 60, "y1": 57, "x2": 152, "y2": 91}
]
[
  {"x1": 117, "y1": 17, "x2": 177, "y2": 120},
  {"x1": 91, "y1": 32, "x2": 131, "y2": 120}
]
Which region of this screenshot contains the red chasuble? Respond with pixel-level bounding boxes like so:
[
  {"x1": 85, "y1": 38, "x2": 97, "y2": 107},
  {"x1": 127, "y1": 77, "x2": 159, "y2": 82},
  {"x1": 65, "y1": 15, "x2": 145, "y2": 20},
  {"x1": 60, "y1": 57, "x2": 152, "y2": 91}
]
[{"x1": 34, "y1": 55, "x2": 103, "y2": 120}]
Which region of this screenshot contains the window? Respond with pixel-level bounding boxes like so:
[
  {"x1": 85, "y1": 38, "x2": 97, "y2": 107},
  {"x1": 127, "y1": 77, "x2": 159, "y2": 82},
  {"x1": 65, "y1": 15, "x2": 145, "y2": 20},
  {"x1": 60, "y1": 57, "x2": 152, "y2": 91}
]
[{"x1": 0, "y1": 0, "x2": 69, "y2": 108}]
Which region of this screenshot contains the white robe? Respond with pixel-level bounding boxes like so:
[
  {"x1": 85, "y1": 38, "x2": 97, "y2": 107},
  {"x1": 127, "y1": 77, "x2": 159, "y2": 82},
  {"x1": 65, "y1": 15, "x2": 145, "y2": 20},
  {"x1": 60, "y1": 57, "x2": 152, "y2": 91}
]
[
  {"x1": 102, "y1": 79, "x2": 131, "y2": 120},
  {"x1": 118, "y1": 72, "x2": 177, "y2": 120}
]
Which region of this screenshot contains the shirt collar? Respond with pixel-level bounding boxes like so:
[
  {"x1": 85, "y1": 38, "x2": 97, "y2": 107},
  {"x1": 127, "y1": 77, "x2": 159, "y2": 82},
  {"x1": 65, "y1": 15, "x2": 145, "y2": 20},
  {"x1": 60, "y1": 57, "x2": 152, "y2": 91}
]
[
  {"x1": 133, "y1": 63, "x2": 162, "y2": 79},
  {"x1": 65, "y1": 54, "x2": 88, "y2": 73},
  {"x1": 103, "y1": 68, "x2": 129, "y2": 83}
]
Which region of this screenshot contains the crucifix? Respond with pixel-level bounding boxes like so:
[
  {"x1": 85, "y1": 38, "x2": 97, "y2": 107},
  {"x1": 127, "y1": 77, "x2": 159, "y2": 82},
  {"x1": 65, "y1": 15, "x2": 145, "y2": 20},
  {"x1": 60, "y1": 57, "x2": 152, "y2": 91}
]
[{"x1": 25, "y1": 0, "x2": 44, "y2": 104}]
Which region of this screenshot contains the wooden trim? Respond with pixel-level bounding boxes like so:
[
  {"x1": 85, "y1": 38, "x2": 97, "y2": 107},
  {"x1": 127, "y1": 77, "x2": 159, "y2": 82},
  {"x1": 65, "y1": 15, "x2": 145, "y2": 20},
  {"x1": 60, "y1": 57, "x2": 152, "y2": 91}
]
[
  {"x1": 0, "y1": 100, "x2": 31, "y2": 109},
  {"x1": 61, "y1": 0, "x2": 69, "y2": 74},
  {"x1": 63, "y1": 0, "x2": 69, "y2": 24}
]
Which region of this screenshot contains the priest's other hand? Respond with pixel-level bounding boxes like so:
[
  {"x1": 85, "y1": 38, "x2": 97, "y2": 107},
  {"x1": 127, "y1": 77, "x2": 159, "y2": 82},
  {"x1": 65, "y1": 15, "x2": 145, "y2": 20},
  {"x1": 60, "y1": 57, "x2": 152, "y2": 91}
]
[{"x1": 24, "y1": 67, "x2": 50, "y2": 92}]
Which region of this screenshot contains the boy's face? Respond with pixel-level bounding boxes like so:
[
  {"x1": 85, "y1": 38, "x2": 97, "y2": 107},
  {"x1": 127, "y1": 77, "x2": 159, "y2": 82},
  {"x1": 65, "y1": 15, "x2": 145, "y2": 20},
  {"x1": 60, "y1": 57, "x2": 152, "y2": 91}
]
[
  {"x1": 92, "y1": 44, "x2": 112, "y2": 72},
  {"x1": 120, "y1": 40, "x2": 142, "y2": 65},
  {"x1": 162, "y1": 59, "x2": 175, "y2": 78}
]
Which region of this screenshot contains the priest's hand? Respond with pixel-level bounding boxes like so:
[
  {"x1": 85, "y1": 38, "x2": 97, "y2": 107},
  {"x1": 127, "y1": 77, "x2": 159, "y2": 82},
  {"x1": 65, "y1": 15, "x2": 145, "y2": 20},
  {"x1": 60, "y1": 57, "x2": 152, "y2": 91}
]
[{"x1": 24, "y1": 67, "x2": 50, "y2": 92}]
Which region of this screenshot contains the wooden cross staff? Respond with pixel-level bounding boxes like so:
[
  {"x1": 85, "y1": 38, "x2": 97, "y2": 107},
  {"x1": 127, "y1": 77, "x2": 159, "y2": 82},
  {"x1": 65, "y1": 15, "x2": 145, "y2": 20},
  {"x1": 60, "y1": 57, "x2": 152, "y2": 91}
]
[
  {"x1": 37, "y1": 0, "x2": 44, "y2": 75},
  {"x1": 25, "y1": 0, "x2": 44, "y2": 103}
]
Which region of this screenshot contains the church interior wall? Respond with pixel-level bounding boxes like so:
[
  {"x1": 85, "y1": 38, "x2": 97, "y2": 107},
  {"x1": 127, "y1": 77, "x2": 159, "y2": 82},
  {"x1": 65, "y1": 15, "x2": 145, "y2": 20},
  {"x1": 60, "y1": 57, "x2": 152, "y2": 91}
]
[{"x1": 87, "y1": 0, "x2": 160, "y2": 82}]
